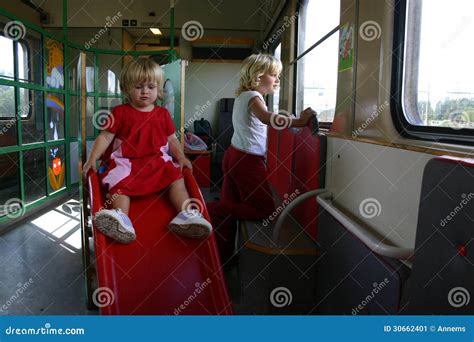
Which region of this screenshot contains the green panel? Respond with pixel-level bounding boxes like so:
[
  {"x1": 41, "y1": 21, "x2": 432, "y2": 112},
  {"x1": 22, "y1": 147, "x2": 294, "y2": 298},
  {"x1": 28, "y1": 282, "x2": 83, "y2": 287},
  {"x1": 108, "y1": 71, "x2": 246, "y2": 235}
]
[{"x1": 160, "y1": 59, "x2": 183, "y2": 139}]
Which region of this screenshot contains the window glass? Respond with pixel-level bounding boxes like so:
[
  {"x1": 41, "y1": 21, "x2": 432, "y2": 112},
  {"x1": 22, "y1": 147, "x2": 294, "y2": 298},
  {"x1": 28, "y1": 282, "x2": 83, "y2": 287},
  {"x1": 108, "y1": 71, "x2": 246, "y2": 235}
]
[
  {"x1": 0, "y1": 35, "x2": 14, "y2": 79},
  {"x1": 296, "y1": 0, "x2": 340, "y2": 123},
  {"x1": 23, "y1": 148, "x2": 46, "y2": 203},
  {"x1": 403, "y1": 0, "x2": 474, "y2": 130},
  {"x1": 273, "y1": 43, "x2": 282, "y2": 114},
  {"x1": 21, "y1": 89, "x2": 44, "y2": 144},
  {"x1": 0, "y1": 153, "x2": 20, "y2": 209},
  {"x1": 48, "y1": 145, "x2": 65, "y2": 192}
]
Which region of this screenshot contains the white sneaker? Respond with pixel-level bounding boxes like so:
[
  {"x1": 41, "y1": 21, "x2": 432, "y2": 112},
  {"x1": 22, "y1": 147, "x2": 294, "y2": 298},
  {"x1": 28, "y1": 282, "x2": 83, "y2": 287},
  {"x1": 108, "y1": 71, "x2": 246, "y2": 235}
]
[
  {"x1": 168, "y1": 209, "x2": 212, "y2": 238},
  {"x1": 94, "y1": 208, "x2": 136, "y2": 244}
]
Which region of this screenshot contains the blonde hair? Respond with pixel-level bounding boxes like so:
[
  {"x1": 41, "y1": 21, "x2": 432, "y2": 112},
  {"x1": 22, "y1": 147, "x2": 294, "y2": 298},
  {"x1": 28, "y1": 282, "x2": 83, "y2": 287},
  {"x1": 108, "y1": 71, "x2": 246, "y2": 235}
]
[
  {"x1": 236, "y1": 54, "x2": 282, "y2": 96},
  {"x1": 120, "y1": 58, "x2": 164, "y2": 103}
]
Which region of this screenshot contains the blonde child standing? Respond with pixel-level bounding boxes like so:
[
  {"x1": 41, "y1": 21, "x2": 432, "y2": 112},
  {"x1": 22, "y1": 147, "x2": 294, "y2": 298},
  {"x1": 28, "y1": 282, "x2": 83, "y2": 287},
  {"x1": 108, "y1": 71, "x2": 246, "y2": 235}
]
[
  {"x1": 83, "y1": 58, "x2": 212, "y2": 243},
  {"x1": 207, "y1": 53, "x2": 316, "y2": 264}
]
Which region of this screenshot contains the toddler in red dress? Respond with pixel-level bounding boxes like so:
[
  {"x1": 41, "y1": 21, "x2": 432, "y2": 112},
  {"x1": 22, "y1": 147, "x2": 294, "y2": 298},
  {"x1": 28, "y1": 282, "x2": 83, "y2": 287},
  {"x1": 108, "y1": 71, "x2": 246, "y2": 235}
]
[{"x1": 83, "y1": 58, "x2": 212, "y2": 243}]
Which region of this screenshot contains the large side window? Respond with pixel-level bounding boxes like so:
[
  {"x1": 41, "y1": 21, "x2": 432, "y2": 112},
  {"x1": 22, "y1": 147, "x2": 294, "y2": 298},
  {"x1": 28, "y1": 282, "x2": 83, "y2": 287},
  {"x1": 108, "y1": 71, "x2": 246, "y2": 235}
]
[
  {"x1": 395, "y1": 0, "x2": 474, "y2": 141},
  {"x1": 295, "y1": 0, "x2": 340, "y2": 124},
  {"x1": 273, "y1": 42, "x2": 281, "y2": 114}
]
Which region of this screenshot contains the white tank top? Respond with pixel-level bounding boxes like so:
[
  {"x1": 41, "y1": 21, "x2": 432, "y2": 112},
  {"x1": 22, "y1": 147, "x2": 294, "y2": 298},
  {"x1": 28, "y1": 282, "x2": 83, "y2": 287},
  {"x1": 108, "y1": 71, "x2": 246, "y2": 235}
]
[{"x1": 230, "y1": 91, "x2": 267, "y2": 156}]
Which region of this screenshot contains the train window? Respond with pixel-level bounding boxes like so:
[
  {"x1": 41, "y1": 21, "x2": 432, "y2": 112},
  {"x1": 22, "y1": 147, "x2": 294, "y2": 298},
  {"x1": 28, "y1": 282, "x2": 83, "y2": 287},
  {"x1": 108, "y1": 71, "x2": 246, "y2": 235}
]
[
  {"x1": 0, "y1": 35, "x2": 14, "y2": 79},
  {"x1": 0, "y1": 85, "x2": 17, "y2": 147},
  {"x1": 395, "y1": 0, "x2": 474, "y2": 141},
  {"x1": 295, "y1": 0, "x2": 340, "y2": 124},
  {"x1": 273, "y1": 42, "x2": 281, "y2": 114}
]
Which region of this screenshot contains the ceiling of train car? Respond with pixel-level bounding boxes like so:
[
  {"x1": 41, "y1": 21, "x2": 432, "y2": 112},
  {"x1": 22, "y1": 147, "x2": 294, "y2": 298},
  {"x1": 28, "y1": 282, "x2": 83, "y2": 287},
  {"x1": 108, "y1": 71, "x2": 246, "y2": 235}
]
[{"x1": 28, "y1": 0, "x2": 282, "y2": 34}]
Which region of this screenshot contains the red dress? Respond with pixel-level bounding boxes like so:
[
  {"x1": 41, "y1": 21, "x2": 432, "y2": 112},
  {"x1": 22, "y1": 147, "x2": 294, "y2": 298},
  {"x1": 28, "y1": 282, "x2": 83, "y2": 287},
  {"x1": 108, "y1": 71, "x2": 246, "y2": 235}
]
[{"x1": 98, "y1": 104, "x2": 182, "y2": 196}]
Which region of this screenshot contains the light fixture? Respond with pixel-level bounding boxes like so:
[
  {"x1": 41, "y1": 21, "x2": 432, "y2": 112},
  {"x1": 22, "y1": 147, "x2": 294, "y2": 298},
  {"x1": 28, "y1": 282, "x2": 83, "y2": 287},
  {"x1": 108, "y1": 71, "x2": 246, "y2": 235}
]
[{"x1": 150, "y1": 28, "x2": 162, "y2": 35}]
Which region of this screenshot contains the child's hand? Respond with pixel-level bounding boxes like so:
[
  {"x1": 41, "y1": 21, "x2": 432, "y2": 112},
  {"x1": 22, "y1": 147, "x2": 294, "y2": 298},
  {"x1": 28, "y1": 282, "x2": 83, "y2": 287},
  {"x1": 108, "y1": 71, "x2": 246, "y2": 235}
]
[
  {"x1": 300, "y1": 107, "x2": 317, "y2": 126},
  {"x1": 82, "y1": 158, "x2": 97, "y2": 177},
  {"x1": 178, "y1": 158, "x2": 193, "y2": 171}
]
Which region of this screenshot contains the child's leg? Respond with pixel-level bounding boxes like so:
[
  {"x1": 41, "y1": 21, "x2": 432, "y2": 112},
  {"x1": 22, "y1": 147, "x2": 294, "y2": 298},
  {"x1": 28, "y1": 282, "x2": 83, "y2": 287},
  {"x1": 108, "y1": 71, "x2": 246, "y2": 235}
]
[
  {"x1": 94, "y1": 192, "x2": 136, "y2": 244},
  {"x1": 168, "y1": 178, "x2": 190, "y2": 213},
  {"x1": 111, "y1": 194, "x2": 131, "y2": 215},
  {"x1": 167, "y1": 178, "x2": 212, "y2": 238}
]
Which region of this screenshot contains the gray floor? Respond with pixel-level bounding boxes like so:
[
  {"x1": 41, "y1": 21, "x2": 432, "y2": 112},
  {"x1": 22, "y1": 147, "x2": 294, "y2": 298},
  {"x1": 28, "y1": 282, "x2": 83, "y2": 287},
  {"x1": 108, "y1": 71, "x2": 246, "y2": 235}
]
[{"x1": 0, "y1": 198, "x2": 98, "y2": 315}]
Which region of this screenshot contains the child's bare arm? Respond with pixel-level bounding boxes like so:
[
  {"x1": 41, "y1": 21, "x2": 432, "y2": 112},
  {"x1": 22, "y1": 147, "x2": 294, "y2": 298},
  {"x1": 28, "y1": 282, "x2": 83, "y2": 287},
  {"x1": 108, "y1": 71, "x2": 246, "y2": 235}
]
[
  {"x1": 168, "y1": 134, "x2": 192, "y2": 170},
  {"x1": 249, "y1": 97, "x2": 316, "y2": 128},
  {"x1": 83, "y1": 130, "x2": 115, "y2": 175}
]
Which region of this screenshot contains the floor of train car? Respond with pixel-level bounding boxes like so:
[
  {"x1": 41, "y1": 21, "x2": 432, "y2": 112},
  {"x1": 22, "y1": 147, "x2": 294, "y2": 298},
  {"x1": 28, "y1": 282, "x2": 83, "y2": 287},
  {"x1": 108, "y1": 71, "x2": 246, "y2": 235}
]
[{"x1": 0, "y1": 189, "x2": 244, "y2": 315}]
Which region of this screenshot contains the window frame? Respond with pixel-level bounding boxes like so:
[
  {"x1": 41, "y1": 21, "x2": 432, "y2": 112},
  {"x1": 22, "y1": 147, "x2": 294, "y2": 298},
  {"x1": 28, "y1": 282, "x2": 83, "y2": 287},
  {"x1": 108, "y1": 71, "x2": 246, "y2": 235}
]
[{"x1": 391, "y1": 0, "x2": 474, "y2": 145}]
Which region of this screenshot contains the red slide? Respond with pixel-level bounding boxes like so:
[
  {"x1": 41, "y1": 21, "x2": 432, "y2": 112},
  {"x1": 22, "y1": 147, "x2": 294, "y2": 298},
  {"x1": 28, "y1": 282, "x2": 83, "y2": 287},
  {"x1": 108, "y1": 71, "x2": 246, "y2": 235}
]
[{"x1": 87, "y1": 168, "x2": 233, "y2": 315}]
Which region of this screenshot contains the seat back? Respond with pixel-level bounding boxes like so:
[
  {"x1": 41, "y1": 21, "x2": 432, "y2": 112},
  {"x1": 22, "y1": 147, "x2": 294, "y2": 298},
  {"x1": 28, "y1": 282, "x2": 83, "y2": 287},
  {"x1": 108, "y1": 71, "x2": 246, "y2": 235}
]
[{"x1": 400, "y1": 157, "x2": 474, "y2": 314}]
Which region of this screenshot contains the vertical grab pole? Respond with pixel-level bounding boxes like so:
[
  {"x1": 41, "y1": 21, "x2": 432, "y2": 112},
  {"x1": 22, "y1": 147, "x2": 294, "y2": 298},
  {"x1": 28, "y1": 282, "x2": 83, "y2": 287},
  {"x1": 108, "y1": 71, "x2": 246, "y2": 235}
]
[{"x1": 79, "y1": 51, "x2": 95, "y2": 309}]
